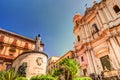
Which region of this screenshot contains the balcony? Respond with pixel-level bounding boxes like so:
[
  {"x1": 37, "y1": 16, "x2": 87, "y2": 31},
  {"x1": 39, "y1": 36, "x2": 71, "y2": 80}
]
[{"x1": 104, "y1": 69, "x2": 120, "y2": 79}]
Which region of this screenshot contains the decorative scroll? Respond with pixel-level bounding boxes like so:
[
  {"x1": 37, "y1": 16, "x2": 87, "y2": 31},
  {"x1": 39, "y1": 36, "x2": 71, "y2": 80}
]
[
  {"x1": 17, "y1": 62, "x2": 27, "y2": 77},
  {"x1": 36, "y1": 57, "x2": 43, "y2": 66}
]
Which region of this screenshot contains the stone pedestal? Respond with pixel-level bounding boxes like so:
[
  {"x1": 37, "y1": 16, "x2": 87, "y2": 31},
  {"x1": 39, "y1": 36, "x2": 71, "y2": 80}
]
[{"x1": 12, "y1": 51, "x2": 48, "y2": 79}]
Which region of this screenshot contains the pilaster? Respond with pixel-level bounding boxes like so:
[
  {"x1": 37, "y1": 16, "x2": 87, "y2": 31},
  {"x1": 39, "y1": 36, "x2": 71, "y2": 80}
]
[
  {"x1": 103, "y1": 7, "x2": 111, "y2": 22},
  {"x1": 107, "y1": 40, "x2": 119, "y2": 69},
  {"x1": 109, "y1": 38, "x2": 120, "y2": 66},
  {"x1": 98, "y1": 9, "x2": 106, "y2": 24},
  {"x1": 86, "y1": 50, "x2": 94, "y2": 74},
  {"x1": 90, "y1": 49, "x2": 98, "y2": 74}
]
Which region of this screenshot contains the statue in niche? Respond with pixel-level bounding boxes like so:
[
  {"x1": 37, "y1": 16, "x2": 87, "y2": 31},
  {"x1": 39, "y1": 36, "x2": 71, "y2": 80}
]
[{"x1": 17, "y1": 62, "x2": 27, "y2": 77}]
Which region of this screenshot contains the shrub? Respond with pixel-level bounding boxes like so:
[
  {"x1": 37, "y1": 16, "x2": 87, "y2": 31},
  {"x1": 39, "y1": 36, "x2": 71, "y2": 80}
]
[
  {"x1": 74, "y1": 77, "x2": 92, "y2": 80},
  {"x1": 30, "y1": 75, "x2": 56, "y2": 80},
  {"x1": 16, "y1": 77, "x2": 27, "y2": 80}
]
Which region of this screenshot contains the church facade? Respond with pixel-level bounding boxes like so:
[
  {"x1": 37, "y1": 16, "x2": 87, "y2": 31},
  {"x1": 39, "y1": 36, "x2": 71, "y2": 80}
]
[{"x1": 73, "y1": 0, "x2": 120, "y2": 78}]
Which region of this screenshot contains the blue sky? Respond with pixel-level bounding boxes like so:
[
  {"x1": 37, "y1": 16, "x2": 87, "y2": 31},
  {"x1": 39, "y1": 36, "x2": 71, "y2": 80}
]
[{"x1": 0, "y1": 0, "x2": 101, "y2": 57}]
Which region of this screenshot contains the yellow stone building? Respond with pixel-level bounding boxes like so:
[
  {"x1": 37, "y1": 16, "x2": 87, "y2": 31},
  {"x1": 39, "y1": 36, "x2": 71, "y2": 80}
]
[
  {"x1": 0, "y1": 28, "x2": 44, "y2": 71},
  {"x1": 47, "y1": 56, "x2": 60, "y2": 73},
  {"x1": 73, "y1": 0, "x2": 120, "y2": 79},
  {"x1": 47, "y1": 50, "x2": 74, "y2": 73}
]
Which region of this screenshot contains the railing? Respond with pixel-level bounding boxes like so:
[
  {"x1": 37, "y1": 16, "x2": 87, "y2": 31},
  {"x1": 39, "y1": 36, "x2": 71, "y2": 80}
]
[{"x1": 104, "y1": 69, "x2": 120, "y2": 78}]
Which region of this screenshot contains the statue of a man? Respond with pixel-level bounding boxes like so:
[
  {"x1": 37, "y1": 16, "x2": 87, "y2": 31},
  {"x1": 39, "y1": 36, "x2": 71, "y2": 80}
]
[{"x1": 35, "y1": 34, "x2": 41, "y2": 51}]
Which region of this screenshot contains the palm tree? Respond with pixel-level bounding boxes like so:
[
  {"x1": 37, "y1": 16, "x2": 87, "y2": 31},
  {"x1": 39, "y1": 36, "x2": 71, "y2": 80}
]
[
  {"x1": 50, "y1": 68, "x2": 63, "y2": 80},
  {"x1": 0, "y1": 69, "x2": 20, "y2": 80},
  {"x1": 59, "y1": 58, "x2": 80, "y2": 80}
]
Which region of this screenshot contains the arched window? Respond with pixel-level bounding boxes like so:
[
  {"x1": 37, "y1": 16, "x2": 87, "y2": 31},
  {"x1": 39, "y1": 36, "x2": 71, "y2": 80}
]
[
  {"x1": 77, "y1": 35, "x2": 80, "y2": 42},
  {"x1": 92, "y1": 23, "x2": 99, "y2": 33},
  {"x1": 113, "y1": 5, "x2": 120, "y2": 13}
]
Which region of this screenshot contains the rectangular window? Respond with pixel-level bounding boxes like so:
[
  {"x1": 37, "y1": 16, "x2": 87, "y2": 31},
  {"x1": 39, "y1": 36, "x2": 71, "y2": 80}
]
[
  {"x1": 100, "y1": 55, "x2": 111, "y2": 70},
  {"x1": 81, "y1": 56, "x2": 84, "y2": 62},
  {"x1": 77, "y1": 36, "x2": 80, "y2": 42},
  {"x1": 92, "y1": 23, "x2": 99, "y2": 34},
  {"x1": 83, "y1": 69, "x2": 87, "y2": 76}
]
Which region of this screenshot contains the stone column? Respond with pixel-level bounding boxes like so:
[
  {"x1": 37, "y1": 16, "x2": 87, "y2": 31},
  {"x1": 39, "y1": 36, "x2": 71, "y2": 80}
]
[
  {"x1": 87, "y1": 22, "x2": 94, "y2": 41},
  {"x1": 83, "y1": 24, "x2": 87, "y2": 37},
  {"x1": 86, "y1": 23, "x2": 92, "y2": 43},
  {"x1": 98, "y1": 9, "x2": 106, "y2": 24},
  {"x1": 105, "y1": 4, "x2": 114, "y2": 19},
  {"x1": 104, "y1": 6, "x2": 113, "y2": 21},
  {"x1": 96, "y1": 13, "x2": 104, "y2": 36},
  {"x1": 86, "y1": 50, "x2": 95, "y2": 74},
  {"x1": 83, "y1": 24, "x2": 89, "y2": 43},
  {"x1": 95, "y1": 14, "x2": 102, "y2": 30},
  {"x1": 90, "y1": 49, "x2": 98, "y2": 74},
  {"x1": 113, "y1": 36, "x2": 120, "y2": 57},
  {"x1": 82, "y1": 25, "x2": 86, "y2": 43},
  {"x1": 103, "y1": 7, "x2": 111, "y2": 22},
  {"x1": 103, "y1": 5, "x2": 115, "y2": 28},
  {"x1": 107, "y1": 40, "x2": 119, "y2": 69},
  {"x1": 96, "y1": 58, "x2": 103, "y2": 74},
  {"x1": 109, "y1": 38, "x2": 120, "y2": 67},
  {"x1": 116, "y1": 36, "x2": 120, "y2": 46},
  {"x1": 81, "y1": 26, "x2": 85, "y2": 43},
  {"x1": 98, "y1": 10, "x2": 108, "y2": 31},
  {"x1": 107, "y1": 3, "x2": 117, "y2": 19}
]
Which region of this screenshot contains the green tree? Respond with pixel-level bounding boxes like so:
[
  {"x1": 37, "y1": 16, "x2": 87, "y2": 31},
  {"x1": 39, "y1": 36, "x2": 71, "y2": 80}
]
[
  {"x1": 0, "y1": 69, "x2": 19, "y2": 80},
  {"x1": 50, "y1": 68, "x2": 63, "y2": 80},
  {"x1": 59, "y1": 58, "x2": 80, "y2": 80}
]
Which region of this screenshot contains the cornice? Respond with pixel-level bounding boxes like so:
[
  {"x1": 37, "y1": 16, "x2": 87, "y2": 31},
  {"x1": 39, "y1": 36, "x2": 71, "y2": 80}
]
[{"x1": 0, "y1": 28, "x2": 44, "y2": 46}]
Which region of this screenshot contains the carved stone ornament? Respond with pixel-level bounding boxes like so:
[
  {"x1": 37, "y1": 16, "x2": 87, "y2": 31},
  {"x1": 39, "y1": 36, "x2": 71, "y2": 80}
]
[
  {"x1": 18, "y1": 62, "x2": 27, "y2": 77},
  {"x1": 36, "y1": 57, "x2": 43, "y2": 66}
]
